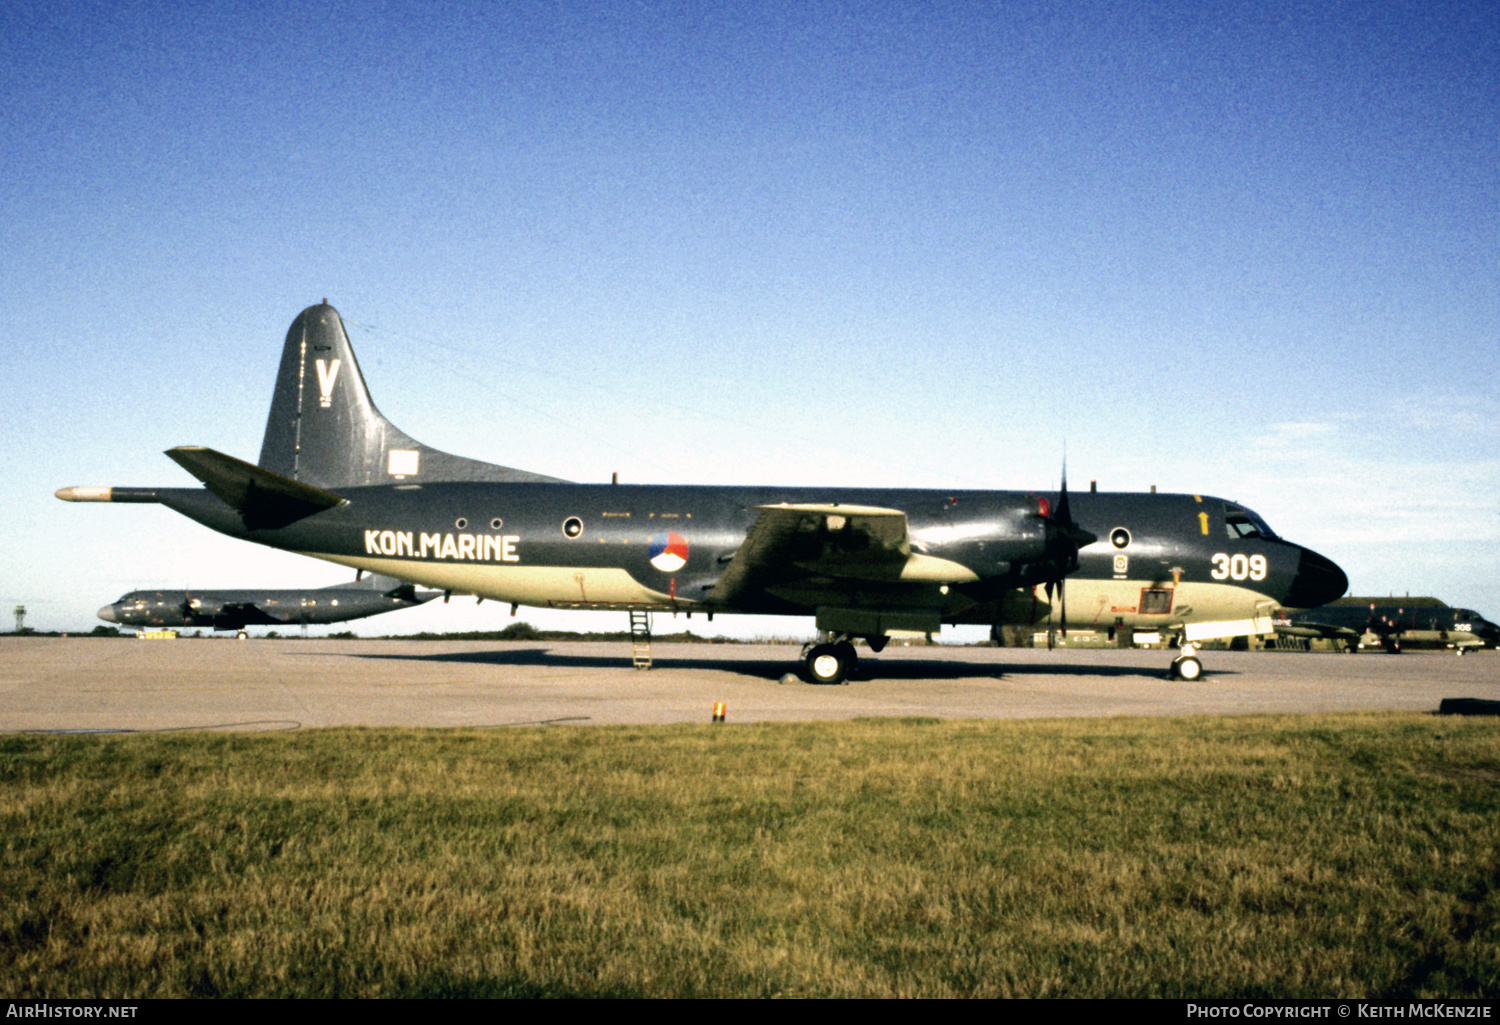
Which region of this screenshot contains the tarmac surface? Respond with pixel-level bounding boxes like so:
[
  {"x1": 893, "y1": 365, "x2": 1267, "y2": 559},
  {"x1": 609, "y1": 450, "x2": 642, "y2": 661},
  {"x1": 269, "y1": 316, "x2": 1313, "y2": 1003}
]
[{"x1": 1, "y1": 637, "x2": 1496, "y2": 732}]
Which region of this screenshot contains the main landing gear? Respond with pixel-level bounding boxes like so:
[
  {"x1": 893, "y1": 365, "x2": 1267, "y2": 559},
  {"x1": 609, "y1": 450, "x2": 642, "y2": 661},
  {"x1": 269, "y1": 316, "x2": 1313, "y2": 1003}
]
[
  {"x1": 800, "y1": 634, "x2": 886, "y2": 685},
  {"x1": 1169, "y1": 641, "x2": 1203, "y2": 681}
]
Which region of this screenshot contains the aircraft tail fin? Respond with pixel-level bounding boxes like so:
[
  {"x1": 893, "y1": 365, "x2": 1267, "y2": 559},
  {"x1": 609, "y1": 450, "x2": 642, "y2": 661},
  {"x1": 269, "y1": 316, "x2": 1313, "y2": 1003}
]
[{"x1": 257, "y1": 304, "x2": 566, "y2": 489}]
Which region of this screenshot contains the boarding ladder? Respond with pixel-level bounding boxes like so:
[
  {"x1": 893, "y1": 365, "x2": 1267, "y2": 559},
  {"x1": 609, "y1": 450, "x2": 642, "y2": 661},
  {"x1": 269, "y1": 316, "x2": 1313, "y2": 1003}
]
[{"x1": 629, "y1": 610, "x2": 653, "y2": 670}]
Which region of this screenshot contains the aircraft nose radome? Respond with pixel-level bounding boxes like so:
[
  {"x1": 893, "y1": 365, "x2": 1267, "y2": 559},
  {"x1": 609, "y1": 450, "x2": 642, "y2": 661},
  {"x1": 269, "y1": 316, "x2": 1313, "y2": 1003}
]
[
  {"x1": 97, "y1": 605, "x2": 117, "y2": 623},
  {"x1": 1283, "y1": 547, "x2": 1349, "y2": 610}
]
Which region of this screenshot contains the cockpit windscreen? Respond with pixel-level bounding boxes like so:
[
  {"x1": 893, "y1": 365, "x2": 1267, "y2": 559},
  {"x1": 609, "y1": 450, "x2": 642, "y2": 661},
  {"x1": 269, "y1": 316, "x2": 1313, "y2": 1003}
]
[{"x1": 1224, "y1": 504, "x2": 1279, "y2": 540}]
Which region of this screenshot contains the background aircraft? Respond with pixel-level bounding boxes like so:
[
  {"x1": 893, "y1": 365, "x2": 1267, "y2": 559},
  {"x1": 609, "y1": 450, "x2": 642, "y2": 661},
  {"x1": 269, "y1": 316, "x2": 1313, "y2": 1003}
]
[
  {"x1": 98, "y1": 573, "x2": 439, "y2": 638},
  {"x1": 59, "y1": 303, "x2": 1348, "y2": 682},
  {"x1": 1274, "y1": 597, "x2": 1500, "y2": 654}
]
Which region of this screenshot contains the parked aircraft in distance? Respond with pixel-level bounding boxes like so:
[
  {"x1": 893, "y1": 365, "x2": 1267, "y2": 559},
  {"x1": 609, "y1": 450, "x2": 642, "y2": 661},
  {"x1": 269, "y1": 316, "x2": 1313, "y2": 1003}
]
[
  {"x1": 98, "y1": 573, "x2": 439, "y2": 638},
  {"x1": 58, "y1": 303, "x2": 1347, "y2": 682},
  {"x1": 1274, "y1": 597, "x2": 1500, "y2": 654}
]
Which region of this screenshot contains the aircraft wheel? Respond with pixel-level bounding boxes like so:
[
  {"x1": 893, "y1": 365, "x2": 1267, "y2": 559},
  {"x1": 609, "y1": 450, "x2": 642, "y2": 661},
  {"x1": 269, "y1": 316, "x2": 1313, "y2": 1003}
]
[
  {"x1": 236, "y1": 630, "x2": 248, "y2": 641},
  {"x1": 1171, "y1": 656, "x2": 1203, "y2": 681},
  {"x1": 805, "y1": 643, "x2": 850, "y2": 685}
]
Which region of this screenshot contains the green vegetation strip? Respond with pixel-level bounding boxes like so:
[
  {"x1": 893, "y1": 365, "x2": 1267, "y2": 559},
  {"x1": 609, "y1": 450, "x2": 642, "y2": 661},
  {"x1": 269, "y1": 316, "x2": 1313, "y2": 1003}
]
[{"x1": 2, "y1": 713, "x2": 1498, "y2": 997}]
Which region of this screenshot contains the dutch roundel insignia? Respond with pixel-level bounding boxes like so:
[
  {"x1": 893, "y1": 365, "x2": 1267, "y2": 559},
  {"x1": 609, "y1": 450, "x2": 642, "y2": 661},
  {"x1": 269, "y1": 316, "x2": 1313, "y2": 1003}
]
[{"x1": 649, "y1": 531, "x2": 689, "y2": 573}]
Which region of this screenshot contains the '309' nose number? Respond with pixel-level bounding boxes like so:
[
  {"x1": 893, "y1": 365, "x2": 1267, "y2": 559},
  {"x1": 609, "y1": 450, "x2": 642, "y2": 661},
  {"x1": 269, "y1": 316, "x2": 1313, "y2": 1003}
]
[{"x1": 1211, "y1": 553, "x2": 1267, "y2": 581}]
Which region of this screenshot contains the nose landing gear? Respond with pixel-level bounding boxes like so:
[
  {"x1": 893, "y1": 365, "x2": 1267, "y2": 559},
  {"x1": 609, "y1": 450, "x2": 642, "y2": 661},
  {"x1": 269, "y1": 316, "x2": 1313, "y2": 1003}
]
[{"x1": 1169, "y1": 641, "x2": 1203, "y2": 680}]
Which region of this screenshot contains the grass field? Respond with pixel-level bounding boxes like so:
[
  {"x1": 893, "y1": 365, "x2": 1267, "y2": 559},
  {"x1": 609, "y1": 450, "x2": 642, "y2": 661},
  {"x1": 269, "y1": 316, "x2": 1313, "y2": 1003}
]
[{"x1": 2, "y1": 712, "x2": 1498, "y2": 997}]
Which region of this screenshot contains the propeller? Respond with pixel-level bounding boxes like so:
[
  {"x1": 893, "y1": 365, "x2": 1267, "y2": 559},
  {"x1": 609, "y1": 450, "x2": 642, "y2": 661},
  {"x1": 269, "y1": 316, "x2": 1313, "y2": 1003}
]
[
  {"x1": 1035, "y1": 464, "x2": 1097, "y2": 647},
  {"x1": 177, "y1": 586, "x2": 216, "y2": 625}
]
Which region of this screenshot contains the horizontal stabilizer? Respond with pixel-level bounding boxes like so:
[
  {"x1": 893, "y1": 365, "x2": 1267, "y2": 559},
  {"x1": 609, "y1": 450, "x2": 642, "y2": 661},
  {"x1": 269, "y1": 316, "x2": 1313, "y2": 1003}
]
[{"x1": 166, "y1": 446, "x2": 346, "y2": 530}]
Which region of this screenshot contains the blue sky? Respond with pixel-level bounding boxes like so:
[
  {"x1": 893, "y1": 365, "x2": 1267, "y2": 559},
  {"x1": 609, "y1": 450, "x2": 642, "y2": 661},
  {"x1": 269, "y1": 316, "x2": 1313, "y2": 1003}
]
[{"x1": 3, "y1": 0, "x2": 1496, "y2": 637}]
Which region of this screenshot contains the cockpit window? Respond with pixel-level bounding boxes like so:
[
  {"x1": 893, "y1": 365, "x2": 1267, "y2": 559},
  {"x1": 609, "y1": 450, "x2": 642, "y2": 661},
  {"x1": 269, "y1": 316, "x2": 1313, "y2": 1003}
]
[{"x1": 1224, "y1": 504, "x2": 1279, "y2": 540}]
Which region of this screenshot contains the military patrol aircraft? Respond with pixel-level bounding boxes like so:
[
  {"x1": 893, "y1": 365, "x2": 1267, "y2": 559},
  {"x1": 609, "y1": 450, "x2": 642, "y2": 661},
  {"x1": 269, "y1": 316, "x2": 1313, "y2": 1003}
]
[
  {"x1": 58, "y1": 303, "x2": 1348, "y2": 683},
  {"x1": 1274, "y1": 598, "x2": 1500, "y2": 654},
  {"x1": 98, "y1": 573, "x2": 439, "y2": 638}
]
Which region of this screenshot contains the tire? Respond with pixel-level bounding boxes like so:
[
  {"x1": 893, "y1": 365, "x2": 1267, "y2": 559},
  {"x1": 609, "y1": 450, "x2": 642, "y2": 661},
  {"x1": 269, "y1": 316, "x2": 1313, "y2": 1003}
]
[
  {"x1": 805, "y1": 643, "x2": 849, "y2": 685},
  {"x1": 1173, "y1": 656, "x2": 1203, "y2": 681}
]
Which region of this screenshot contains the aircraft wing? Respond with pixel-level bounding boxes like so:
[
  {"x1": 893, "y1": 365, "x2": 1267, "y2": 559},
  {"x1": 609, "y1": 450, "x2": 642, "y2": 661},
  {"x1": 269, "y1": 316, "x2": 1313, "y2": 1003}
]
[
  {"x1": 334, "y1": 575, "x2": 436, "y2": 604},
  {"x1": 1274, "y1": 621, "x2": 1362, "y2": 642},
  {"x1": 707, "y1": 503, "x2": 975, "y2": 607},
  {"x1": 197, "y1": 601, "x2": 288, "y2": 629},
  {"x1": 381, "y1": 582, "x2": 437, "y2": 604}
]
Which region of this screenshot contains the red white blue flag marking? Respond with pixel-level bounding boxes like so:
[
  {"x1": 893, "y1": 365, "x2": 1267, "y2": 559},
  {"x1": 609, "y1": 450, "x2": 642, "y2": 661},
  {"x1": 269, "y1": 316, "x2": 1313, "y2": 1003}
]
[{"x1": 649, "y1": 531, "x2": 688, "y2": 573}]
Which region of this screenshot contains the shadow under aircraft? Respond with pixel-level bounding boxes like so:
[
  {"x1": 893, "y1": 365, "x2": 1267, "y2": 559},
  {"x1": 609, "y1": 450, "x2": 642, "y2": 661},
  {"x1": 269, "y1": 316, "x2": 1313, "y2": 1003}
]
[
  {"x1": 60, "y1": 303, "x2": 1347, "y2": 682},
  {"x1": 330, "y1": 645, "x2": 1186, "y2": 683},
  {"x1": 98, "y1": 573, "x2": 439, "y2": 638}
]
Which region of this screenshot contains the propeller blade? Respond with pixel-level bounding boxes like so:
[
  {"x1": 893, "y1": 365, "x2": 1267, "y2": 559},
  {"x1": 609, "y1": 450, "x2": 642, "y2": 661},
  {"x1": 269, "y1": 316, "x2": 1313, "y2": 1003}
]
[{"x1": 1040, "y1": 460, "x2": 1096, "y2": 641}]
